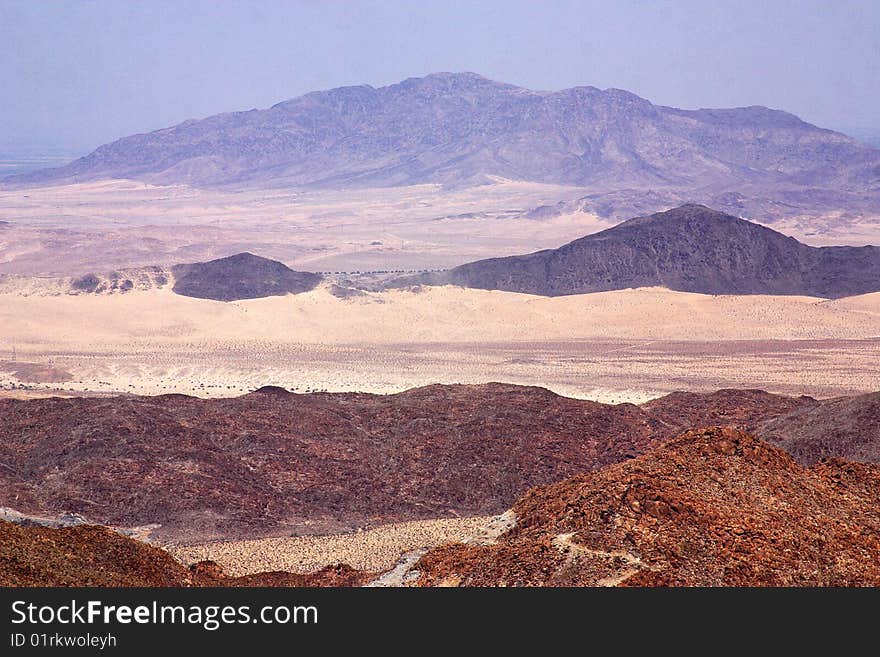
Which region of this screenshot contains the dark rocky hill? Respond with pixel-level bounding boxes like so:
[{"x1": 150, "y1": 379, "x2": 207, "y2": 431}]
[
  {"x1": 171, "y1": 252, "x2": 322, "y2": 301},
  {"x1": 392, "y1": 204, "x2": 880, "y2": 298},
  {"x1": 758, "y1": 391, "x2": 880, "y2": 464},
  {"x1": 7, "y1": 73, "x2": 878, "y2": 220}
]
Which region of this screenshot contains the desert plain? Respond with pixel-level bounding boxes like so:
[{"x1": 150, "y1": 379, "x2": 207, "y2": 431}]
[{"x1": 1, "y1": 180, "x2": 879, "y2": 403}]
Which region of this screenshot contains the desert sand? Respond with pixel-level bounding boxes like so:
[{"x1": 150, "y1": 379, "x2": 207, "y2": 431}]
[
  {"x1": 0, "y1": 284, "x2": 878, "y2": 401},
  {"x1": 1, "y1": 180, "x2": 879, "y2": 402},
  {"x1": 169, "y1": 516, "x2": 493, "y2": 576}
]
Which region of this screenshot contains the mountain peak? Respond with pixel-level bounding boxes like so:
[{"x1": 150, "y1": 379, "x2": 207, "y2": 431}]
[
  {"x1": 421, "y1": 71, "x2": 494, "y2": 83},
  {"x1": 205, "y1": 251, "x2": 270, "y2": 266},
  {"x1": 649, "y1": 202, "x2": 721, "y2": 216},
  {"x1": 387, "y1": 71, "x2": 522, "y2": 95},
  {"x1": 622, "y1": 203, "x2": 735, "y2": 225}
]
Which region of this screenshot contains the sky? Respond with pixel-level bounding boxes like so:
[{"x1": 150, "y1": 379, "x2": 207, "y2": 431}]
[{"x1": 2, "y1": 0, "x2": 878, "y2": 154}]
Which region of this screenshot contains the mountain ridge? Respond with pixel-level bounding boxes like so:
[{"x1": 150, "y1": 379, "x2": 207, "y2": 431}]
[{"x1": 415, "y1": 427, "x2": 880, "y2": 586}]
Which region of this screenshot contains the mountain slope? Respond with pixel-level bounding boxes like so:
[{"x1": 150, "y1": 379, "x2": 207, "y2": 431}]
[
  {"x1": 0, "y1": 521, "x2": 193, "y2": 587},
  {"x1": 392, "y1": 204, "x2": 880, "y2": 297},
  {"x1": 758, "y1": 392, "x2": 880, "y2": 464},
  {"x1": 7, "y1": 73, "x2": 879, "y2": 219},
  {"x1": 415, "y1": 427, "x2": 880, "y2": 586},
  {"x1": 0, "y1": 383, "x2": 667, "y2": 541}
]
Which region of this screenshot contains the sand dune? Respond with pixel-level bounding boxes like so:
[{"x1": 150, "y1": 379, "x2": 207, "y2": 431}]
[
  {"x1": 0, "y1": 285, "x2": 878, "y2": 401},
  {"x1": 1, "y1": 284, "x2": 879, "y2": 346}
]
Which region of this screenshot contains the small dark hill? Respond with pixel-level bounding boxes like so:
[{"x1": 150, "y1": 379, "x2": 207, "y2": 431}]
[
  {"x1": 171, "y1": 252, "x2": 322, "y2": 301},
  {"x1": 392, "y1": 204, "x2": 880, "y2": 298}
]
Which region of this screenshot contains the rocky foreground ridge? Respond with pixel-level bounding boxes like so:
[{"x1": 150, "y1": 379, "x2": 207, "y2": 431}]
[
  {"x1": 0, "y1": 521, "x2": 369, "y2": 587},
  {"x1": 1, "y1": 384, "x2": 877, "y2": 543}
]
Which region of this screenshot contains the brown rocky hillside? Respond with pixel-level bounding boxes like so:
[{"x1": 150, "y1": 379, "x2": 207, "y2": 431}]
[
  {"x1": 0, "y1": 383, "x2": 875, "y2": 543},
  {"x1": 416, "y1": 428, "x2": 880, "y2": 586},
  {"x1": 0, "y1": 520, "x2": 368, "y2": 586}
]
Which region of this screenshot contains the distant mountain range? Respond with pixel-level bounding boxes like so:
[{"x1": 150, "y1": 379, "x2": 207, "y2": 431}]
[
  {"x1": 7, "y1": 73, "x2": 880, "y2": 221},
  {"x1": 392, "y1": 204, "x2": 880, "y2": 298}
]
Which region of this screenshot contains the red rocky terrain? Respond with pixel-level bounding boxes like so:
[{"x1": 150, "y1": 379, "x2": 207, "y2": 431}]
[
  {"x1": 757, "y1": 391, "x2": 880, "y2": 464},
  {"x1": 415, "y1": 427, "x2": 880, "y2": 586},
  {"x1": 0, "y1": 383, "x2": 875, "y2": 542}
]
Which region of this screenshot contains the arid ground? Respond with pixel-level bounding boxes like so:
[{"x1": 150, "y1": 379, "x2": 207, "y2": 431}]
[
  {"x1": 0, "y1": 180, "x2": 608, "y2": 275},
  {"x1": 2, "y1": 181, "x2": 877, "y2": 404}
]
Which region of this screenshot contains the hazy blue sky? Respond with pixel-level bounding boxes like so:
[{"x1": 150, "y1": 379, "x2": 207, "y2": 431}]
[{"x1": 2, "y1": 0, "x2": 878, "y2": 154}]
